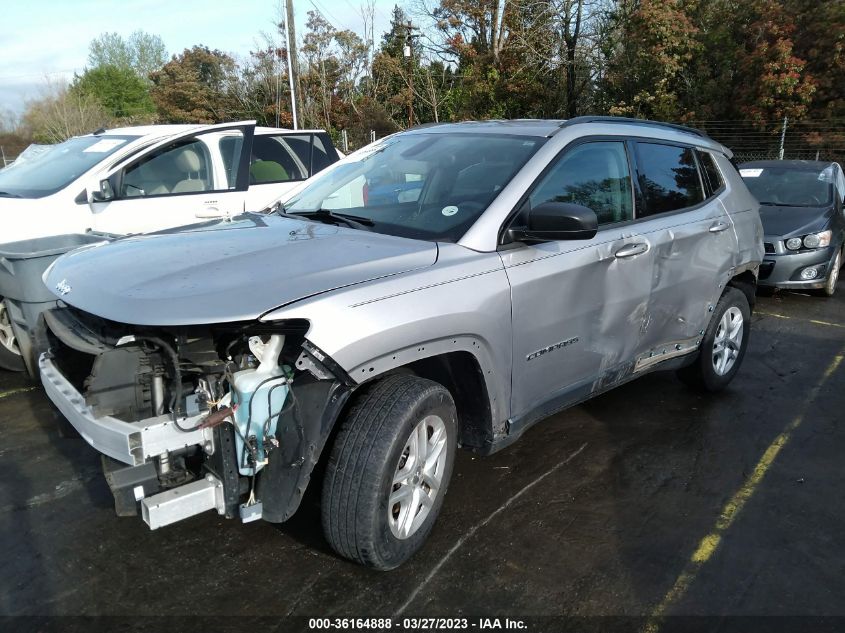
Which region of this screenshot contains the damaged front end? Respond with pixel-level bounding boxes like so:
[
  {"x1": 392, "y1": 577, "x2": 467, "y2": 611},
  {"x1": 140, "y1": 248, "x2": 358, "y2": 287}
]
[{"x1": 39, "y1": 307, "x2": 352, "y2": 528}]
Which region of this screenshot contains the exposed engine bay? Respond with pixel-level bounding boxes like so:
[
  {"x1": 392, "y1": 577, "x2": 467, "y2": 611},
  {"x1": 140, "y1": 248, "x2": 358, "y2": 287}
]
[{"x1": 39, "y1": 306, "x2": 351, "y2": 528}]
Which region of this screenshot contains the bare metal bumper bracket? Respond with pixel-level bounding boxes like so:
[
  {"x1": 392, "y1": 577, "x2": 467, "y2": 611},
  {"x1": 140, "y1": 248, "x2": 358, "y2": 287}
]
[{"x1": 39, "y1": 354, "x2": 214, "y2": 466}]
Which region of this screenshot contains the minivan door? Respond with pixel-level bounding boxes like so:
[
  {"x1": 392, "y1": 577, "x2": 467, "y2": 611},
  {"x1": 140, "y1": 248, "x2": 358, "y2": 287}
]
[
  {"x1": 629, "y1": 142, "x2": 738, "y2": 361},
  {"x1": 88, "y1": 122, "x2": 255, "y2": 234},
  {"x1": 503, "y1": 140, "x2": 656, "y2": 424}
]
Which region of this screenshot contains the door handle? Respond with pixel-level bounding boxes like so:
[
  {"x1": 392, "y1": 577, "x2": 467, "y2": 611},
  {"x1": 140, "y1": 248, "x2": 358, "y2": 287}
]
[
  {"x1": 709, "y1": 221, "x2": 729, "y2": 233},
  {"x1": 614, "y1": 242, "x2": 649, "y2": 258},
  {"x1": 195, "y1": 207, "x2": 224, "y2": 219}
]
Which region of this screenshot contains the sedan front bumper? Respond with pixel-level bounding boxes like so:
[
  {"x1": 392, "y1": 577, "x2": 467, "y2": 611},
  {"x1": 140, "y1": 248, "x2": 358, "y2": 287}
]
[
  {"x1": 39, "y1": 353, "x2": 214, "y2": 466},
  {"x1": 758, "y1": 243, "x2": 836, "y2": 289}
]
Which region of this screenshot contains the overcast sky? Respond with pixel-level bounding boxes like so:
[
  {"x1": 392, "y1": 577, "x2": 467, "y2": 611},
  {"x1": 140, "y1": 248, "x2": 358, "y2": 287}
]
[{"x1": 0, "y1": 0, "x2": 397, "y2": 117}]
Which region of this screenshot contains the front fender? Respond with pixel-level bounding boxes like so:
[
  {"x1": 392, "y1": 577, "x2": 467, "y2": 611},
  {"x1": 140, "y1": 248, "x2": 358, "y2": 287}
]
[{"x1": 262, "y1": 245, "x2": 513, "y2": 428}]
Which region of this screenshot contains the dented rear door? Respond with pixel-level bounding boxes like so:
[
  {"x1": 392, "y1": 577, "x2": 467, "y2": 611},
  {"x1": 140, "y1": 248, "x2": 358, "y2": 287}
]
[{"x1": 631, "y1": 143, "x2": 738, "y2": 359}]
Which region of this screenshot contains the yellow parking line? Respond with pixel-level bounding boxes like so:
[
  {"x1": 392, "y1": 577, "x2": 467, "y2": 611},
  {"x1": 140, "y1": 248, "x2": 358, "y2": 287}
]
[
  {"x1": 0, "y1": 386, "x2": 36, "y2": 400},
  {"x1": 756, "y1": 311, "x2": 845, "y2": 329},
  {"x1": 643, "y1": 349, "x2": 844, "y2": 633}
]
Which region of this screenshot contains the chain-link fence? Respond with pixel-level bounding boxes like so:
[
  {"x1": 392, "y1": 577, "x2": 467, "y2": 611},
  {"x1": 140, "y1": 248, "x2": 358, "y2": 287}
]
[
  {"x1": 732, "y1": 150, "x2": 837, "y2": 163},
  {"x1": 690, "y1": 119, "x2": 844, "y2": 164},
  {"x1": 340, "y1": 119, "x2": 845, "y2": 163}
]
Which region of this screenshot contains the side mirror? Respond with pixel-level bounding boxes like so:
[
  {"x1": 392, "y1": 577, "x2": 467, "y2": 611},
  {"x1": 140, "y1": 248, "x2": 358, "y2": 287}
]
[
  {"x1": 90, "y1": 177, "x2": 115, "y2": 203},
  {"x1": 508, "y1": 202, "x2": 598, "y2": 243}
]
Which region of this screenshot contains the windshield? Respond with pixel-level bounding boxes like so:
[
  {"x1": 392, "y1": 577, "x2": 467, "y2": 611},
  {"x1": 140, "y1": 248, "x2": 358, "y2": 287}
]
[
  {"x1": 0, "y1": 135, "x2": 139, "y2": 199},
  {"x1": 283, "y1": 132, "x2": 545, "y2": 241},
  {"x1": 740, "y1": 165, "x2": 833, "y2": 207}
]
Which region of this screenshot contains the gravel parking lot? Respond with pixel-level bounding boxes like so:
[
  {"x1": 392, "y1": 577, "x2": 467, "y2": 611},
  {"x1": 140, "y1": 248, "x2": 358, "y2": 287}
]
[{"x1": 1, "y1": 288, "x2": 843, "y2": 631}]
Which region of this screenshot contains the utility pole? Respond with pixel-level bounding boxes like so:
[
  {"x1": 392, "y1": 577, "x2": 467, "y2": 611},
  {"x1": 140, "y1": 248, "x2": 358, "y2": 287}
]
[
  {"x1": 284, "y1": 0, "x2": 300, "y2": 129},
  {"x1": 401, "y1": 20, "x2": 419, "y2": 128},
  {"x1": 778, "y1": 116, "x2": 788, "y2": 160},
  {"x1": 275, "y1": 1, "x2": 282, "y2": 128}
]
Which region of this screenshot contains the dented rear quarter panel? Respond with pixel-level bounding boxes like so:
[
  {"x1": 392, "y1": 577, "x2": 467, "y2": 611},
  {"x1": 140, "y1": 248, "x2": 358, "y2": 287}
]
[{"x1": 716, "y1": 153, "x2": 765, "y2": 272}]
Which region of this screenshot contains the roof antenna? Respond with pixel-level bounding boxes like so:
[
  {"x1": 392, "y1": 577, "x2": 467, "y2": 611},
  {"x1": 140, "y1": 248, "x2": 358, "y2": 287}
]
[{"x1": 93, "y1": 127, "x2": 106, "y2": 136}]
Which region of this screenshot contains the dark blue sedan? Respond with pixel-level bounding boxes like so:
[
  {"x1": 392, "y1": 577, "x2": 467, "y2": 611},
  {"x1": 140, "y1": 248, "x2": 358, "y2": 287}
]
[{"x1": 740, "y1": 160, "x2": 845, "y2": 296}]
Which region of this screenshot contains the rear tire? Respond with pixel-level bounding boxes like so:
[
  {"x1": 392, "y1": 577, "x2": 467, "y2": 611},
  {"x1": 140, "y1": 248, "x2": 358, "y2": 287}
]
[
  {"x1": 677, "y1": 287, "x2": 751, "y2": 392},
  {"x1": 321, "y1": 374, "x2": 457, "y2": 570}
]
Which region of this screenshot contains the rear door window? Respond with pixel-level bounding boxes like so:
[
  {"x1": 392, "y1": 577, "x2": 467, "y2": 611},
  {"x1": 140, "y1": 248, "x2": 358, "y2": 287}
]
[
  {"x1": 249, "y1": 134, "x2": 310, "y2": 183},
  {"x1": 698, "y1": 150, "x2": 724, "y2": 196},
  {"x1": 311, "y1": 134, "x2": 335, "y2": 174},
  {"x1": 634, "y1": 142, "x2": 704, "y2": 217}
]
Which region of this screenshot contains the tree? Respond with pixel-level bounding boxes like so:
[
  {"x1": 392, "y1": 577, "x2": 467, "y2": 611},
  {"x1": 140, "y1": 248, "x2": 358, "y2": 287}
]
[
  {"x1": 732, "y1": 0, "x2": 815, "y2": 125},
  {"x1": 785, "y1": 0, "x2": 845, "y2": 119},
  {"x1": 602, "y1": 0, "x2": 701, "y2": 120},
  {"x1": 71, "y1": 64, "x2": 155, "y2": 120},
  {"x1": 300, "y1": 11, "x2": 341, "y2": 129},
  {"x1": 421, "y1": 0, "x2": 602, "y2": 120},
  {"x1": 21, "y1": 80, "x2": 112, "y2": 143},
  {"x1": 0, "y1": 110, "x2": 30, "y2": 167},
  {"x1": 231, "y1": 44, "x2": 293, "y2": 127},
  {"x1": 150, "y1": 46, "x2": 239, "y2": 123},
  {"x1": 334, "y1": 29, "x2": 371, "y2": 111},
  {"x1": 88, "y1": 31, "x2": 168, "y2": 81}
]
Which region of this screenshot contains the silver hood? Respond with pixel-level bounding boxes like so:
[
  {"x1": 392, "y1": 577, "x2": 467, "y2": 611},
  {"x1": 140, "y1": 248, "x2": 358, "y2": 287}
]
[{"x1": 43, "y1": 214, "x2": 438, "y2": 326}]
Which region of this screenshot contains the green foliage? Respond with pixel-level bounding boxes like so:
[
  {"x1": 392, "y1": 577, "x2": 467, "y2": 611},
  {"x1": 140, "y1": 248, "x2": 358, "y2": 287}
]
[{"x1": 71, "y1": 65, "x2": 155, "y2": 119}]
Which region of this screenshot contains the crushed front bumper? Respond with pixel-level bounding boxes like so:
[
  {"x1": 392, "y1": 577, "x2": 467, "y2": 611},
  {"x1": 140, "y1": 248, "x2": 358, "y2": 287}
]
[
  {"x1": 39, "y1": 353, "x2": 214, "y2": 466},
  {"x1": 40, "y1": 352, "x2": 229, "y2": 528}
]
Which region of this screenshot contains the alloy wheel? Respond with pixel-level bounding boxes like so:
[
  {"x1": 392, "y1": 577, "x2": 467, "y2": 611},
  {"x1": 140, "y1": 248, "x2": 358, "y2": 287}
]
[
  {"x1": 388, "y1": 414, "x2": 449, "y2": 540},
  {"x1": 712, "y1": 306, "x2": 744, "y2": 376}
]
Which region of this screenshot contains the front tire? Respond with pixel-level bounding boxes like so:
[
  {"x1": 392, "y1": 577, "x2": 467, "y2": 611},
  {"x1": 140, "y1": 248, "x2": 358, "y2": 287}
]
[
  {"x1": 677, "y1": 287, "x2": 751, "y2": 392},
  {"x1": 321, "y1": 374, "x2": 457, "y2": 570},
  {"x1": 821, "y1": 248, "x2": 842, "y2": 297}
]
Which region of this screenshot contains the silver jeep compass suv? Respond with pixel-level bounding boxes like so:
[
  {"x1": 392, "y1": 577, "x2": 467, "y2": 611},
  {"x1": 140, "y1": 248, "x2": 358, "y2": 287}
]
[{"x1": 40, "y1": 117, "x2": 763, "y2": 569}]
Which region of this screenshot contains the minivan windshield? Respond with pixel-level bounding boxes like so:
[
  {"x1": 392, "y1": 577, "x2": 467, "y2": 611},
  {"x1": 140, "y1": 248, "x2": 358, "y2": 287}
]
[
  {"x1": 740, "y1": 166, "x2": 833, "y2": 207},
  {"x1": 283, "y1": 132, "x2": 545, "y2": 242},
  {"x1": 0, "y1": 135, "x2": 139, "y2": 199}
]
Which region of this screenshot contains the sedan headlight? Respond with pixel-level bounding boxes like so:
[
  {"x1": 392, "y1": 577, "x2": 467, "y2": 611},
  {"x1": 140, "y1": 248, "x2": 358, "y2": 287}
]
[
  {"x1": 803, "y1": 230, "x2": 831, "y2": 249},
  {"x1": 784, "y1": 230, "x2": 832, "y2": 250}
]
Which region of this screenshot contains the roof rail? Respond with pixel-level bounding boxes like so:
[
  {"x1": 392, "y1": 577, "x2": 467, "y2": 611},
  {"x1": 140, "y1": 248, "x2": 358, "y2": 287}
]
[{"x1": 559, "y1": 116, "x2": 711, "y2": 139}]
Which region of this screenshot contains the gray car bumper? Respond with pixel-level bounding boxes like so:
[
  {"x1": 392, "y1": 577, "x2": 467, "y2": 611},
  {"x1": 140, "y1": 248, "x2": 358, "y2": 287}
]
[
  {"x1": 39, "y1": 353, "x2": 214, "y2": 466},
  {"x1": 758, "y1": 245, "x2": 835, "y2": 289}
]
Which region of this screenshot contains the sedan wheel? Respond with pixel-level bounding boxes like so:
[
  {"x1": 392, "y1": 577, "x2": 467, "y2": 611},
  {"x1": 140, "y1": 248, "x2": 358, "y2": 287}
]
[{"x1": 823, "y1": 249, "x2": 841, "y2": 297}]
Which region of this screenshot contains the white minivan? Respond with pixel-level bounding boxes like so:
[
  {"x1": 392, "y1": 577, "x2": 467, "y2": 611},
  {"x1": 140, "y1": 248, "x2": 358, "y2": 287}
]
[{"x1": 0, "y1": 121, "x2": 340, "y2": 369}]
